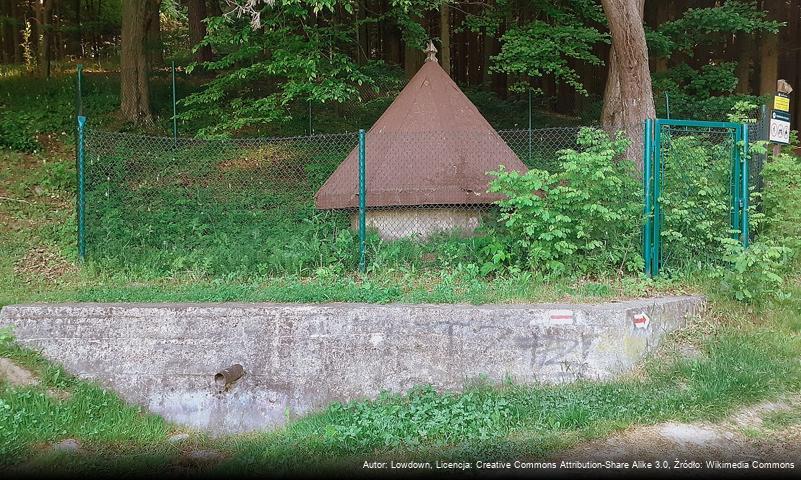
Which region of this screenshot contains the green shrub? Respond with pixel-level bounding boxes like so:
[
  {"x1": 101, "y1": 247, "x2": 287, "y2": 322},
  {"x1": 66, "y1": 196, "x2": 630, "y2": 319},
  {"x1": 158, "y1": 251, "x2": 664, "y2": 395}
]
[
  {"x1": 0, "y1": 110, "x2": 39, "y2": 152},
  {"x1": 658, "y1": 134, "x2": 733, "y2": 271},
  {"x1": 761, "y1": 152, "x2": 801, "y2": 256},
  {"x1": 717, "y1": 238, "x2": 793, "y2": 304},
  {"x1": 486, "y1": 127, "x2": 642, "y2": 276}
]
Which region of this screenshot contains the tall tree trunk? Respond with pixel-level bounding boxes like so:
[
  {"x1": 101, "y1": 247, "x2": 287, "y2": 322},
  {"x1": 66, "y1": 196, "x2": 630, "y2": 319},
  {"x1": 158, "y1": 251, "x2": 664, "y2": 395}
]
[
  {"x1": 72, "y1": 0, "x2": 83, "y2": 57},
  {"x1": 492, "y1": 11, "x2": 509, "y2": 97},
  {"x1": 121, "y1": 0, "x2": 159, "y2": 124},
  {"x1": 382, "y1": 5, "x2": 401, "y2": 66},
  {"x1": 35, "y1": 0, "x2": 54, "y2": 78},
  {"x1": 403, "y1": 17, "x2": 424, "y2": 78},
  {"x1": 735, "y1": 33, "x2": 754, "y2": 94},
  {"x1": 147, "y1": 2, "x2": 164, "y2": 67},
  {"x1": 188, "y1": 0, "x2": 212, "y2": 62},
  {"x1": 0, "y1": 0, "x2": 8, "y2": 63},
  {"x1": 794, "y1": 0, "x2": 801, "y2": 133},
  {"x1": 207, "y1": 0, "x2": 222, "y2": 17},
  {"x1": 759, "y1": 0, "x2": 781, "y2": 96},
  {"x1": 356, "y1": 0, "x2": 369, "y2": 64},
  {"x1": 600, "y1": 0, "x2": 654, "y2": 172},
  {"x1": 10, "y1": 0, "x2": 21, "y2": 63},
  {"x1": 404, "y1": 42, "x2": 423, "y2": 78},
  {"x1": 439, "y1": 1, "x2": 450, "y2": 75},
  {"x1": 452, "y1": 9, "x2": 466, "y2": 83},
  {"x1": 602, "y1": 48, "x2": 623, "y2": 129}
]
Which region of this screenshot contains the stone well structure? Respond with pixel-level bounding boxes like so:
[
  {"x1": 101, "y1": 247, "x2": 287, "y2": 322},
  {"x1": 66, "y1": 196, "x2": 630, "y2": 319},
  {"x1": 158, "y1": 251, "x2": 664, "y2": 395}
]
[{"x1": 315, "y1": 42, "x2": 527, "y2": 240}]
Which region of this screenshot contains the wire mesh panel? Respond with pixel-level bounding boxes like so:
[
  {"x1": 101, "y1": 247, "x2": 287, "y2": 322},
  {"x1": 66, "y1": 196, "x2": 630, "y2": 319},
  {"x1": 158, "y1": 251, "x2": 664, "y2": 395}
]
[
  {"x1": 652, "y1": 120, "x2": 744, "y2": 274},
  {"x1": 81, "y1": 126, "x2": 593, "y2": 275},
  {"x1": 83, "y1": 129, "x2": 359, "y2": 275},
  {"x1": 498, "y1": 127, "x2": 582, "y2": 171}
]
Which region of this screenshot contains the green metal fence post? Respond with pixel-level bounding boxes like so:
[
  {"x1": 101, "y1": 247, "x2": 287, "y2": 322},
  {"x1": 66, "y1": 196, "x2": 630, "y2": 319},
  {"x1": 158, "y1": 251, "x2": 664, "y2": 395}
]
[
  {"x1": 77, "y1": 115, "x2": 87, "y2": 261},
  {"x1": 358, "y1": 129, "x2": 366, "y2": 273},
  {"x1": 75, "y1": 64, "x2": 83, "y2": 117},
  {"x1": 171, "y1": 61, "x2": 178, "y2": 147},
  {"x1": 741, "y1": 124, "x2": 750, "y2": 247},
  {"x1": 643, "y1": 119, "x2": 653, "y2": 277},
  {"x1": 652, "y1": 121, "x2": 662, "y2": 277},
  {"x1": 731, "y1": 127, "x2": 742, "y2": 240}
]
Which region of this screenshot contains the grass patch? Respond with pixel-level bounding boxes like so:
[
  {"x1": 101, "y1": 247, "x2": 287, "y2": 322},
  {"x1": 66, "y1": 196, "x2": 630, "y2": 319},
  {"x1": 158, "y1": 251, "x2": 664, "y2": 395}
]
[{"x1": 2, "y1": 291, "x2": 800, "y2": 474}]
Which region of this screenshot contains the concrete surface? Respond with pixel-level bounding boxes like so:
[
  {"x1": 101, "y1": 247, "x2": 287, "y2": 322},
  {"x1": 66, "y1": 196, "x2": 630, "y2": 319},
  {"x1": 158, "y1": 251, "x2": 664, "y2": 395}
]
[
  {"x1": 0, "y1": 297, "x2": 704, "y2": 434},
  {"x1": 349, "y1": 207, "x2": 483, "y2": 240}
]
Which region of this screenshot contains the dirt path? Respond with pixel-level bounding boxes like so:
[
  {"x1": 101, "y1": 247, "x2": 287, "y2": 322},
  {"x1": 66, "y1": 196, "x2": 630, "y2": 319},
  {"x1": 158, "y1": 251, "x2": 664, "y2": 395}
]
[{"x1": 550, "y1": 395, "x2": 801, "y2": 475}]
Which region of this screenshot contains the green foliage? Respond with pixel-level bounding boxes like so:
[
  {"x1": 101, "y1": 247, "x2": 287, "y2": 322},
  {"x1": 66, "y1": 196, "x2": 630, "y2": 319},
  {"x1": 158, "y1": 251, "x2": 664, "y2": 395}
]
[
  {"x1": 654, "y1": 0, "x2": 782, "y2": 58},
  {"x1": 179, "y1": 4, "x2": 379, "y2": 136},
  {"x1": 466, "y1": 0, "x2": 608, "y2": 95},
  {"x1": 652, "y1": 63, "x2": 761, "y2": 120},
  {"x1": 760, "y1": 153, "x2": 801, "y2": 256},
  {"x1": 491, "y1": 21, "x2": 608, "y2": 94},
  {"x1": 649, "y1": 1, "x2": 780, "y2": 121},
  {"x1": 658, "y1": 134, "x2": 733, "y2": 271},
  {"x1": 717, "y1": 239, "x2": 793, "y2": 304},
  {"x1": 486, "y1": 128, "x2": 642, "y2": 276},
  {"x1": 0, "y1": 110, "x2": 39, "y2": 152},
  {"x1": 325, "y1": 385, "x2": 514, "y2": 449}
]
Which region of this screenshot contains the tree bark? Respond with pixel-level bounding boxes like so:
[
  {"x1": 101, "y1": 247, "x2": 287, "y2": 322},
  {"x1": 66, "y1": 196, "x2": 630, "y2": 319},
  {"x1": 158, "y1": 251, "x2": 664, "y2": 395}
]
[
  {"x1": 121, "y1": 0, "x2": 159, "y2": 124},
  {"x1": 356, "y1": 0, "x2": 369, "y2": 64},
  {"x1": 147, "y1": 2, "x2": 164, "y2": 67},
  {"x1": 10, "y1": 0, "x2": 21, "y2": 63},
  {"x1": 35, "y1": 0, "x2": 54, "y2": 78},
  {"x1": 382, "y1": 4, "x2": 401, "y2": 66},
  {"x1": 0, "y1": 0, "x2": 8, "y2": 63},
  {"x1": 188, "y1": 0, "x2": 212, "y2": 62},
  {"x1": 207, "y1": 0, "x2": 222, "y2": 17},
  {"x1": 72, "y1": 0, "x2": 83, "y2": 57},
  {"x1": 403, "y1": 16, "x2": 424, "y2": 78},
  {"x1": 735, "y1": 33, "x2": 754, "y2": 94},
  {"x1": 759, "y1": 0, "x2": 781, "y2": 96},
  {"x1": 439, "y1": 1, "x2": 450, "y2": 75},
  {"x1": 600, "y1": 0, "x2": 654, "y2": 172}
]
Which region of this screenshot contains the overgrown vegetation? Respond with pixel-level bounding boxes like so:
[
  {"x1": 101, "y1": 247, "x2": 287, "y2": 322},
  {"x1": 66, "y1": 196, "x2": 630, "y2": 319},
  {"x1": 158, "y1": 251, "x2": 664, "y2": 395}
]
[{"x1": 486, "y1": 129, "x2": 641, "y2": 276}]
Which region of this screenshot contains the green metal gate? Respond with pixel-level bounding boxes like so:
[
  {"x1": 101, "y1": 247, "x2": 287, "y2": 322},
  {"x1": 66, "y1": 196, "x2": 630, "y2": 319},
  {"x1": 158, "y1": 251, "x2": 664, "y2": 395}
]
[{"x1": 643, "y1": 119, "x2": 750, "y2": 277}]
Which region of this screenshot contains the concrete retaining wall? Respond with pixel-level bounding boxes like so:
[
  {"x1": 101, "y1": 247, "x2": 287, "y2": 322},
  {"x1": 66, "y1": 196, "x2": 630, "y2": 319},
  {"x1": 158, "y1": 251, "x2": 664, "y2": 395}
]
[{"x1": 0, "y1": 297, "x2": 704, "y2": 434}]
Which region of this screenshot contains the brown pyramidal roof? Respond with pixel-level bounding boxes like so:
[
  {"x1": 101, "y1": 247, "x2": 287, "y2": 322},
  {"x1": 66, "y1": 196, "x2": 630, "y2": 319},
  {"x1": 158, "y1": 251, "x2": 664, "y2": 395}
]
[{"x1": 315, "y1": 49, "x2": 527, "y2": 210}]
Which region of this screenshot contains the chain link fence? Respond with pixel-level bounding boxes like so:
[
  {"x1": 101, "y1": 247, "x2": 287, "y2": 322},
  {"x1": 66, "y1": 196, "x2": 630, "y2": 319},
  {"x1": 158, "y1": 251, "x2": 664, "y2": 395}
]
[
  {"x1": 79, "y1": 126, "x2": 582, "y2": 275},
  {"x1": 654, "y1": 123, "x2": 741, "y2": 274}
]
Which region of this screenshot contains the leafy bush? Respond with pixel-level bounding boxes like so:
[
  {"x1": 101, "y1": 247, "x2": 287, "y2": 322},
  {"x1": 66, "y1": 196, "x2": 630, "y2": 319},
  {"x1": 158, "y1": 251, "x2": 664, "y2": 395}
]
[
  {"x1": 658, "y1": 134, "x2": 733, "y2": 271},
  {"x1": 0, "y1": 110, "x2": 39, "y2": 152},
  {"x1": 761, "y1": 152, "x2": 801, "y2": 256},
  {"x1": 485, "y1": 127, "x2": 642, "y2": 276},
  {"x1": 717, "y1": 239, "x2": 793, "y2": 304}
]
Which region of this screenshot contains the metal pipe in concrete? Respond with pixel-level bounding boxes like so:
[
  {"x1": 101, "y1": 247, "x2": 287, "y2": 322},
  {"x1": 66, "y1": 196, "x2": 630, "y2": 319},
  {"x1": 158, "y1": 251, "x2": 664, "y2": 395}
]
[{"x1": 215, "y1": 364, "x2": 244, "y2": 391}]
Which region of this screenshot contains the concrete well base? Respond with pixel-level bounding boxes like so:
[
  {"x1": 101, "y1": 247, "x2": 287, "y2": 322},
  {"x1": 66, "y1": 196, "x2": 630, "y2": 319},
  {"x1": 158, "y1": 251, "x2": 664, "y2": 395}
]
[
  {"x1": 0, "y1": 297, "x2": 704, "y2": 434},
  {"x1": 349, "y1": 207, "x2": 483, "y2": 240}
]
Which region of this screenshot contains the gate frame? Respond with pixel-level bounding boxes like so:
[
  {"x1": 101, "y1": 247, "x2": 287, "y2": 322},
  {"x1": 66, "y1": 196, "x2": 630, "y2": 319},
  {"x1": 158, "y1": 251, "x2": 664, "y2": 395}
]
[{"x1": 643, "y1": 118, "x2": 750, "y2": 277}]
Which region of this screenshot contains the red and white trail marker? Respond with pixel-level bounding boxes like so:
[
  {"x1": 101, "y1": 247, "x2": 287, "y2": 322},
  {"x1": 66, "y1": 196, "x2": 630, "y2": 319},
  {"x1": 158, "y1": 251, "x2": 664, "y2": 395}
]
[
  {"x1": 549, "y1": 310, "x2": 574, "y2": 325},
  {"x1": 633, "y1": 313, "x2": 651, "y2": 329}
]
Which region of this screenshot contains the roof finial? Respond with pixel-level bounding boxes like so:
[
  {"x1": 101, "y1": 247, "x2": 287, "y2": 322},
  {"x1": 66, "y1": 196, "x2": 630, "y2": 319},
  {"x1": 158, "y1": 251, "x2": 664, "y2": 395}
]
[{"x1": 424, "y1": 40, "x2": 438, "y2": 63}]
